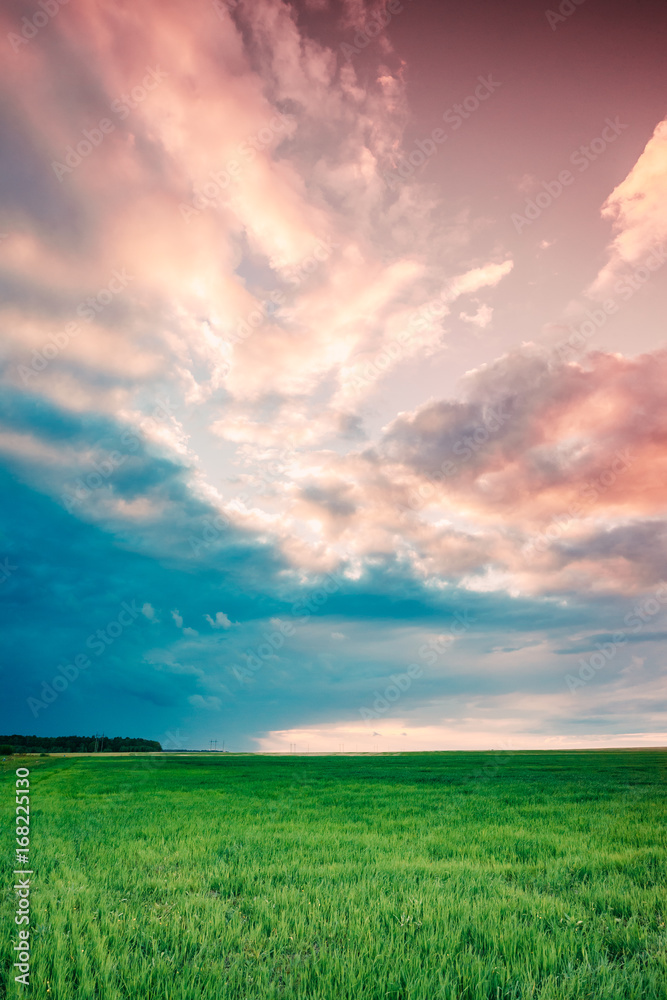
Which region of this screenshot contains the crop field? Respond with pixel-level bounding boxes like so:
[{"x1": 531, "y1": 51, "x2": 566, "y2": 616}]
[{"x1": 1, "y1": 750, "x2": 666, "y2": 999}]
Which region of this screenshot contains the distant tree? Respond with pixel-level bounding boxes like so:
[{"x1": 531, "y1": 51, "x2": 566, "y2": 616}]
[
  {"x1": 0, "y1": 744, "x2": 13, "y2": 755},
  {"x1": 0, "y1": 735, "x2": 162, "y2": 752}
]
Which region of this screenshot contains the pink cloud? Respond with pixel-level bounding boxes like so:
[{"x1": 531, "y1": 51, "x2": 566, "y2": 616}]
[{"x1": 588, "y1": 117, "x2": 667, "y2": 296}]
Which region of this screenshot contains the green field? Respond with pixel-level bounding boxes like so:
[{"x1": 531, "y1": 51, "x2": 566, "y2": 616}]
[{"x1": 1, "y1": 750, "x2": 666, "y2": 999}]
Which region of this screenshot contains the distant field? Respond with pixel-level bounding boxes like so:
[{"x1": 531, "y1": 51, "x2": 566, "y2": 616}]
[{"x1": 1, "y1": 750, "x2": 666, "y2": 999}]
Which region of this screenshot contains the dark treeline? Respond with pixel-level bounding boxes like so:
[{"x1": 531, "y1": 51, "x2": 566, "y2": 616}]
[{"x1": 1, "y1": 734, "x2": 162, "y2": 753}]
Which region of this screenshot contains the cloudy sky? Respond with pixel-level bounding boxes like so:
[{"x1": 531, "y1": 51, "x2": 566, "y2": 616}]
[{"x1": 2, "y1": 0, "x2": 667, "y2": 752}]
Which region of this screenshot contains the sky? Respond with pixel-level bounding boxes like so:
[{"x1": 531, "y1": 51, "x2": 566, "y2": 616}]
[{"x1": 1, "y1": 0, "x2": 667, "y2": 752}]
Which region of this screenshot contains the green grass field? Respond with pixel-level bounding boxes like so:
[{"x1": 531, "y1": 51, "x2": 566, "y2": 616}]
[{"x1": 1, "y1": 750, "x2": 666, "y2": 999}]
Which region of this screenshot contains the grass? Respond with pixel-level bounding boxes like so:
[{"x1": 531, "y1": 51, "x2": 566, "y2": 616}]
[{"x1": 1, "y1": 749, "x2": 666, "y2": 999}]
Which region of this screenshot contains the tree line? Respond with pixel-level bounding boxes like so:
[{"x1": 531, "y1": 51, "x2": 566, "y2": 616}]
[{"x1": 0, "y1": 734, "x2": 162, "y2": 753}]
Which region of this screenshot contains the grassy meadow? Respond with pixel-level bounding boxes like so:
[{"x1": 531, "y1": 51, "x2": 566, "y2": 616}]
[{"x1": 1, "y1": 750, "x2": 666, "y2": 999}]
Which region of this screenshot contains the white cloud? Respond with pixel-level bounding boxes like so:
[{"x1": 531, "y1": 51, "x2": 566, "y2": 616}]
[
  {"x1": 460, "y1": 304, "x2": 493, "y2": 329},
  {"x1": 205, "y1": 611, "x2": 233, "y2": 629}
]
